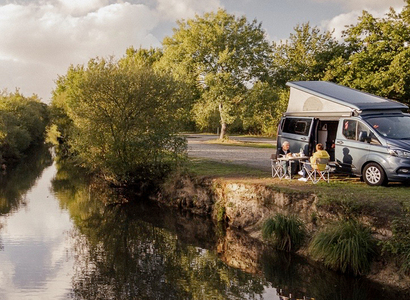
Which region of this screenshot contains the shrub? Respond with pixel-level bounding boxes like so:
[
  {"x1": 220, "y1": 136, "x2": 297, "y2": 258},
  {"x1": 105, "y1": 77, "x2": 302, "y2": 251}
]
[
  {"x1": 381, "y1": 215, "x2": 410, "y2": 274},
  {"x1": 262, "y1": 214, "x2": 306, "y2": 252},
  {"x1": 309, "y1": 220, "x2": 376, "y2": 276}
]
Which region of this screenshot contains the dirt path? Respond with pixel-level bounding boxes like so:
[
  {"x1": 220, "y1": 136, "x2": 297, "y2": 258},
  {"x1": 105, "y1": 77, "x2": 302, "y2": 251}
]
[{"x1": 186, "y1": 134, "x2": 276, "y2": 173}]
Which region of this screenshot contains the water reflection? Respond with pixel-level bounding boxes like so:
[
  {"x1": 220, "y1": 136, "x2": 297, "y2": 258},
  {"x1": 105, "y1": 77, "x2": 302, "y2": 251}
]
[
  {"x1": 0, "y1": 144, "x2": 53, "y2": 215},
  {"x1": 52, "y1": 171, "x2": 267, "y2": 299},
  {"x1": 52, "y1": 159, "x2": 410, "y2": 300},
  {"x1": 0, "y1": 146, "x2": 73, "y2": 300},
  {"x1": 1, "y1": 151, "x2": 410, "y2": 300}
]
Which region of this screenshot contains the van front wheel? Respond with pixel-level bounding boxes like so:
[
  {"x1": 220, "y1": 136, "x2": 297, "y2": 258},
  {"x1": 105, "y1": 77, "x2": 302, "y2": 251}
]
[{"x1": 363, "y1": 163, "x2": 386, "y2": 186}]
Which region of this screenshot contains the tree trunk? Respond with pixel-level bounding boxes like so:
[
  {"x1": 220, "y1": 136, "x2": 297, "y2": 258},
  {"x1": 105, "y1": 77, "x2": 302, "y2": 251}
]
[{"x1": 219, "y1": 103, "x2": 227, "y2": 140}]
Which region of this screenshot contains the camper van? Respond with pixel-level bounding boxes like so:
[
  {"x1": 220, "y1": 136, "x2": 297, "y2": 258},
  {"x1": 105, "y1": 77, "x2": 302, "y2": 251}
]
[{"x1": 277, "y1": 81, "x2": 410, "y2": 186}]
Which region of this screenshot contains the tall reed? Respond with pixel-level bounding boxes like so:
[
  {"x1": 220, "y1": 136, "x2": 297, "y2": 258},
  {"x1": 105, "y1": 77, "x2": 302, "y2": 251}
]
[
  {"x1": 309, "y1": 220, "x2": 376, "y2": 275},
  {"x1": 262, "y1": 214, "x2": 306, "y2": 252}
]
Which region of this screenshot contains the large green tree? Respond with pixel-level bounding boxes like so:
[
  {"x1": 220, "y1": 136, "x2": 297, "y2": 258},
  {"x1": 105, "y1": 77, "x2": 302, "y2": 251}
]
[
  {"x1": 52, "y1": 58, "x2": 187, "y2": 184},
  {"x1": 160, "y1": 9, "x2": 272, "y2": 139},
  {"x1": 324, "y1": 2, "x2": 410, "y2": 105},
  {"x1": 271, "y1": 23, "x2": 346, "y2": 88}
]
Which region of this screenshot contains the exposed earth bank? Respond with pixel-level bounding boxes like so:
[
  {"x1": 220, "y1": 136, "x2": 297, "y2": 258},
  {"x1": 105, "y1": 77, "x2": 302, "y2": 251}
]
[{"x1": 156, "y1": 174, "x2": 410, "y2": 291}]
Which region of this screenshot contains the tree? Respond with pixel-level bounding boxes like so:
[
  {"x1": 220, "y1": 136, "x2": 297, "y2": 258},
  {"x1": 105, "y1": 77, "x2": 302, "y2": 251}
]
[
  {"x1": 324, "y1": 3, "x2": 410, "y2": 105},
  {"x1": 160, "y1": 9, "x2": 272, "y2": 139},
  {"x1": 0, "y1": 90, "x2": 49, "y2": 162},
  {"x1": 271, "y1": 23, "x2": 346, "y2": 88},
  {"x1": 52, "y1": 58, "x2": 187, "y2": 184}
]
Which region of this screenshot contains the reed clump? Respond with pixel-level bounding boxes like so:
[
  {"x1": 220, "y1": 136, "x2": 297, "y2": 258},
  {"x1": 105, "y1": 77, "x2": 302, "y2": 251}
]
[
  {"x1": 308, "y1": 220, "x2": 377, "y2": 276},
  {"x1": 262, "y1": 214, "x2": 306, "y2": 252}
]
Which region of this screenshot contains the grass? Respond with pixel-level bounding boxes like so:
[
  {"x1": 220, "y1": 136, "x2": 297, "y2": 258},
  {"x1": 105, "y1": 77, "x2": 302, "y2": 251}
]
[
  {"x1": 309, "y1": 220, "x2": 377, "y2": 276},
  {"x1": 205, "y1": 138, "x2": 274, "y2": 148},
  {"x1": 262, "y1": 213, "x2": 306, "y2": 252},
  {"x1": 186, "y1": 158, "x2": 410, "y2": 211},
  {"x1": 186, "y1": 157, "x2": 267, "y2": 177}
]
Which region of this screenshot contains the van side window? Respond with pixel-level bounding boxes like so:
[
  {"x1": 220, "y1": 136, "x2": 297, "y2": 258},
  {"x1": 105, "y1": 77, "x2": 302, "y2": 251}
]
[
  {"x1": 358, "y1": 122, "x2": 381, "y2": 145},
  {"x1": 282, "y1": 118, "x2": 312, "y2": 136},
  {"x1": 342, "y1": 120, "x2": 357, "y2": 140}
]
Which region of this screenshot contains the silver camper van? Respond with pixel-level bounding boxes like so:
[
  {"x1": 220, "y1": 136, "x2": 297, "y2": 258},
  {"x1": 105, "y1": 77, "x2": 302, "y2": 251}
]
[{"x1": 277, "y1": 81, "x2": 410, "y2": 186}]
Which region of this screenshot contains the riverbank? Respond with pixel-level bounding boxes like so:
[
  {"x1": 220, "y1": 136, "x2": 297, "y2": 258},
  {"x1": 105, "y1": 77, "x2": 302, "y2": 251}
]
[{"x1": 156, "y1": 171, "x2": 410, "y2": 291}]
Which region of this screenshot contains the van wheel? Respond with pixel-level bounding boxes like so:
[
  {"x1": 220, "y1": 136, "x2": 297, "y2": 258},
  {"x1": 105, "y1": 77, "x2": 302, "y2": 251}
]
[{"x1": 363, "y1": 163, "x2": 386, "y2": 186}]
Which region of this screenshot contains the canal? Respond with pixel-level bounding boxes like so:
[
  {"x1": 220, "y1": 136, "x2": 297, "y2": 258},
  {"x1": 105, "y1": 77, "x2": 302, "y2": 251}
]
[{"x1": 0, "y1": 146, "x2": 408, "y2": 300}]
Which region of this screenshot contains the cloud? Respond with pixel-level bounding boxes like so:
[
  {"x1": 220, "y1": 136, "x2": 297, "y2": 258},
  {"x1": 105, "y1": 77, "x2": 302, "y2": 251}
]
[
  {"x1": 320, "y1": 0, "x2": 406, "y2": 40},
  {"x1": 156, "y1": 0, "x2": 222, "y2": 21},
  {"x1": 0, "y1": 1, "x2": 162, "y2": 101},
  {"x1": 313, "y1": 0, "x2": 404, "y2": 11}
]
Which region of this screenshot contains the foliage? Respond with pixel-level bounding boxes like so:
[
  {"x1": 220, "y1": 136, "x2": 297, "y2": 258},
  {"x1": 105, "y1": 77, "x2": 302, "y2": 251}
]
[
  {"x1": 51, "y1": 57, "x2": 188, "y2": 184},
  {"x1": 0, "y1": 90, "x2": 49, "y2": 163},
  {"x1": 267, "y1": 23, "x2": 345, "y2": 130},
  {"x1": 271, "y1": 23, "x2": 345, "y2": 88},
  {"x1": 160, "y1": 9, "x2": 272, "y2": 138},
  {"x1": 309, "y1": 220, "x2": 377, "y2": 276},
  {"x1": 242, "y1": 82, "x2": 288, "y2": 135},
  {"x1": 262, "y1": 214, "x2": 306, "y2": 252},
  {"x1": 121, "y1": 46, "x2": 163, "y2": 67},
  {"x1": 324, "y1": 3, "x2": 410, "y2": 105},
  {"x1": 381, "y1": 212, "x2": 410, "y2": 274}
]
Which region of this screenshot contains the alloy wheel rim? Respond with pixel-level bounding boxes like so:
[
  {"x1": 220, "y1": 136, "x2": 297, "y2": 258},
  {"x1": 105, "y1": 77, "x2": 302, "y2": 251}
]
[{"x1": 366, "y1": 166, "x2": 381, "y2": 184}]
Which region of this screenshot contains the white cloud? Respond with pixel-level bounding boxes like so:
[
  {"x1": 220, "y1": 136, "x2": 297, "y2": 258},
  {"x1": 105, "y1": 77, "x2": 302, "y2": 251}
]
[
  {"x1": 320, "y1": 11, "x2": 361, "y2": 40},
  {"x1": 320, "y1": 1, "x2": 406, "y2": 40},
  {"x1": 313, "y1": 0, "x2": 404, "y2": 11},
  {"x1": 0, "y1": 1, "x2": 161, "y2": 101},
  {"x1": 156, "y1": 0, "x2": 222, "y2": 21},
  {"x1": 57, "y1": 0, "x2": 109, "y2": 15}
]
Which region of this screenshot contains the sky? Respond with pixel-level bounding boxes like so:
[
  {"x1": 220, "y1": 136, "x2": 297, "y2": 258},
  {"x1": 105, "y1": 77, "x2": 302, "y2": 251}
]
[{"x1": 0, "y1": 0, "x2": 406, "y2": 103}]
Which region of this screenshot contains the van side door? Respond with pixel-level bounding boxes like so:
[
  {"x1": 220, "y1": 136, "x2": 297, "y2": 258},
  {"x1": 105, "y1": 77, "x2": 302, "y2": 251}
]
[
  {"x1": 335, "y1": 118, "x2": 371, "y2": 175},
  {"x1": 278, "y1": 117, "x2": 316, "y2": 155}
]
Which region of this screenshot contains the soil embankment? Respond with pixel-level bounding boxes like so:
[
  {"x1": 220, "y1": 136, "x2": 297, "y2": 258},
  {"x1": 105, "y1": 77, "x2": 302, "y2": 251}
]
[{"x1": 157, "y1": 174, "x2": 410, "y2": 290}]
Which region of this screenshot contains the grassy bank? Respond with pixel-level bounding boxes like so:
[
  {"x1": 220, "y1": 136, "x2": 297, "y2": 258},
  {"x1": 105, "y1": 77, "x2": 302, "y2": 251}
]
[{"x1": 187, "y1": 157, "x2": 410, "y2": 214}]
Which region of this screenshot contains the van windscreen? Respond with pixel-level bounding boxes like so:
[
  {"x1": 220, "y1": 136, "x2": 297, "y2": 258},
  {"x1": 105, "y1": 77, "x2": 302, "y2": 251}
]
[
  {"x1": 282, "y1": 118, "x2": 312, "y2": 136},
  {"x1": 366, "y1": 115, "x2": 410, "y2": 139}
]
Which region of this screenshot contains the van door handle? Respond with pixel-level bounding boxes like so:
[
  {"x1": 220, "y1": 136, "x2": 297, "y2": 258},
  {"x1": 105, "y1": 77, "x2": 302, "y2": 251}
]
[
  {"x1": 301, "y1": 137, "x2": 307, "y2": 141},
  {"x1": 336, "y1": 141, "x2": 343, "y2": 145}
]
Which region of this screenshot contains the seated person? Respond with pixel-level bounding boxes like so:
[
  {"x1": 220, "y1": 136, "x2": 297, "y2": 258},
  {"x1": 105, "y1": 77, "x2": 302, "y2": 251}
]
[
  {"x1": 298, "y1": 143, "x2": 330, "y2": 182},
  {"x1": 277, "y1": 141, "x2": 293, "y2": 178}
]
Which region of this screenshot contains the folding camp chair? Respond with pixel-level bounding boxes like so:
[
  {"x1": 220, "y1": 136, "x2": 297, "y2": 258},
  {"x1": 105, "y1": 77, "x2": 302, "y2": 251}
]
[
  {"x1": 301, "y1": 158, "x2": 331, "y2": 184},
  {"x1": 270, "y1": 153, "x2": 289, "y2": 179}
]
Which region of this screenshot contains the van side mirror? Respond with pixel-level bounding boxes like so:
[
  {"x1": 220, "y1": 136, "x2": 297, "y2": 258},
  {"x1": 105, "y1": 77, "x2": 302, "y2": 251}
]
[{"x1": 359, "y1": 131, "x2": 370, "y2": 143}]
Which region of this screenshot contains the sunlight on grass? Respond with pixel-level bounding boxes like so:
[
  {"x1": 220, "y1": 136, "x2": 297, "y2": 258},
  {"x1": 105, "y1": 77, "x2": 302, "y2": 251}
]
[
  {"x1": 205, "y1": 138, "x2": 274, "y2": 148},
  {"x1": 186, "y1": 158, "x2": 267, "y2": 177}
]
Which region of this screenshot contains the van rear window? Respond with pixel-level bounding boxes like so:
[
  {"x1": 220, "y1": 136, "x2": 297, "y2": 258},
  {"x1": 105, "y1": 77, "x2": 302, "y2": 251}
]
[{"x1": 282, "y1": 118, "x2": 312, "y2": 136}]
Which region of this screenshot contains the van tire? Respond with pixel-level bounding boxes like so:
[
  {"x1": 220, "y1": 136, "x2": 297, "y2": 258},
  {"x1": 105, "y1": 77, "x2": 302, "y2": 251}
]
[{"x1": 363, "y1": 163, "x2": 386, "y2": 186}]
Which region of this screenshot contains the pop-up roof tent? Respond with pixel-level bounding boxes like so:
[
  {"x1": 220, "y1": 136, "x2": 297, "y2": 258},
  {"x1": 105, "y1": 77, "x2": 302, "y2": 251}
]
[{"x1": 285, "y1": 81, "x2": 408, "y2": 118}]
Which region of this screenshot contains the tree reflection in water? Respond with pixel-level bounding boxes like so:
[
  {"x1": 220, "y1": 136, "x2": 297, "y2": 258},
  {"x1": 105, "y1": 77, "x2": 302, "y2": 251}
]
[
  {"x1": 52, "y1": 160, "x2": 267, "y2": 300},
  {"x1": 51, "y1": 158, "x2": 410, "y2": 300},
  {"x1": 0, "y1": 144, "x2": 53, "y2": 216}
]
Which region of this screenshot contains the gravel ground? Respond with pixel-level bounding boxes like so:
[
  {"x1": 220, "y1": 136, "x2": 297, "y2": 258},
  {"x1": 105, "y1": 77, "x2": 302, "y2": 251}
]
[{"x1": 186, "y1": 134, "x2": 276, "y2": 172}]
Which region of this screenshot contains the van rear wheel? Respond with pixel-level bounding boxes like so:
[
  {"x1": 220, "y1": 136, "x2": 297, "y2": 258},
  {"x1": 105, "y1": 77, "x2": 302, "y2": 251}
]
[{"x1": 363, "y1": 163, "x2": 386, "y2": 186}]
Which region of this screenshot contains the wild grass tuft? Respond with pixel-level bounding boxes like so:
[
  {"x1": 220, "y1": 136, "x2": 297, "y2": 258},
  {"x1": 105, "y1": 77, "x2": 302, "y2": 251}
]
[
  {"x1": 308, "y1": 220, "x2": 376, "y2": 276},
  {"x1": 262, "y1": 214, "x2": 306, "y2": 252}
]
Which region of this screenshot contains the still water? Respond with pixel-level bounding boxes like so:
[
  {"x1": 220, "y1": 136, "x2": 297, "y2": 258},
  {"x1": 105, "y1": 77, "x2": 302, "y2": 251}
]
[{"x1": 0, "y1": 146, "x2": 409, "y2": 300}]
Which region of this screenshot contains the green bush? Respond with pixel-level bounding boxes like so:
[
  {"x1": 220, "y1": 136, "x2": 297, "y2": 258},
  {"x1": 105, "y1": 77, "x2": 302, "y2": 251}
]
[
  {"x1": 309, "y1": 220, "x2": 376, "y2": 276},
  {"x1": 262, "y1": 214, "x2": 306, "y2": 252},
  {"x1": 381, "y1": 215, "x2": 410, "y2": 274},
  {"x1": 51, "y1": 58, "x2": 188, "y2": 184}
]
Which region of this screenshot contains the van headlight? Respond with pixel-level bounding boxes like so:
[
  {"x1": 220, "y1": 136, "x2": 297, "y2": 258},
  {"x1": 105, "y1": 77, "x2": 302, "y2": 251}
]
[{"x1": 389, "y1": 149, "x2": 410, "y2": 158}]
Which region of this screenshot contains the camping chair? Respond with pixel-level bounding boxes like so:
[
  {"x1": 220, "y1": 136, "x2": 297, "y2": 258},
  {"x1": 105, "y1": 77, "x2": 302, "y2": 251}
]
[
  {"x1": 301, "y1": 158, "x2": 331, "y2": 184},
  {"x1": 270, "y1": 154, "x2": 288, "y2": 179}
]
